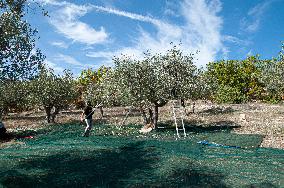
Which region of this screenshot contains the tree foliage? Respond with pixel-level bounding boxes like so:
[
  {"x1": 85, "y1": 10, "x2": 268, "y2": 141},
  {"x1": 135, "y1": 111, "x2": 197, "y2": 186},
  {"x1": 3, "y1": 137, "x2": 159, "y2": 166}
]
[
  {"x1": 259, "y1": 43, "x2": 284, "y2": 102},
  {"x1": 206, "y1": 56, "x2": 264, "y2": 103},
  {"x1": 77, "y1": 66, "x2": 110, "y2": 116},
  {"x1": 0, "y1": 80, "x2": 29, "y2": 119},
  {"x1": 29, "y1": 66, "x2": 78, "y2": 123},
  {"x1": 107, "y1": 46, "x2": 198, "y2": 127},
  {"x1": 0, "y1": 0, "x2": 45, "y2": 80}
]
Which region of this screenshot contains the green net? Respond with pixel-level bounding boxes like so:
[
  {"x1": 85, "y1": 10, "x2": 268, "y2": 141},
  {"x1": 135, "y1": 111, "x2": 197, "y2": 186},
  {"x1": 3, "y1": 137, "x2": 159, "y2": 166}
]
[{"x1": 0, "y1": 122, "x2": 283, "y2": 188}]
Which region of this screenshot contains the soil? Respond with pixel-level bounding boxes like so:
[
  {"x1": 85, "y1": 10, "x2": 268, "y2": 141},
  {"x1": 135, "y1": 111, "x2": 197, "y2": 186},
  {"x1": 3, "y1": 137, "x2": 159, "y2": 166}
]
[{"x1": 1, "y1": 101, "x2": 284, "y2": 149}]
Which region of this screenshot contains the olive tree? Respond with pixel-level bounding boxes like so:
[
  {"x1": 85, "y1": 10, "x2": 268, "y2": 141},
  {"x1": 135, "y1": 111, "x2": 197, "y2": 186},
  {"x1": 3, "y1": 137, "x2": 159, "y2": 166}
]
[
  {"x1": 0, "y1": 80, "x2": 30, "y2": 119},
  {"x1": 112, "y1": 55, "x2": 165, "y2": 127},
  {"x1": 0, "y1": 0, "x2": 45, "y2": 120},
  {"x1": 30, "y1": 66, "x2": 78, "y2": 123},
  {"x1": 259, "y1": 59, "x2": 284, "y2": 102},
  {"x1": 111, "y1": 46, "x2": 198, "y2": 128}
]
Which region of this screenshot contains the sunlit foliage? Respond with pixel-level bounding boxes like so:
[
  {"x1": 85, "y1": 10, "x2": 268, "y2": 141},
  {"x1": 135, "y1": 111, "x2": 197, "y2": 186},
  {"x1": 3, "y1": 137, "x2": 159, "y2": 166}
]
[
  {"x1": 206, "y1": 56, "x2": 264, "y2": 103},
  {"x1": 0, "y1": 0, "x2": 45, "y2": 80},
  {"x1": 29, "y1": 66, "x2": 78, "y2": 123},
  {"x1": 0, "y1": 80, "x2": 29, "y2": 119},
  {"x1": 259, "y1": 43, "x2": 284, "y2": 103},
  {"x1": 107, "y1": 45, "x2": 198, "y2": 128},
  {"x1": 77, "y1": 66, "x2": 110, "y2": 116}
]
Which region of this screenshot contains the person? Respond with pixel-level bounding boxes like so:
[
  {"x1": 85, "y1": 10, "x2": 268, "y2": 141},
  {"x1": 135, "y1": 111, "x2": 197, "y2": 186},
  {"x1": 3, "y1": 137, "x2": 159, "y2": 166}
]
[
  {"x1": 0, "y1": 121, "x2": 7, "y2": 138},
  {"x1": 80, "y1": 102, "x2": 95, "y2": 137}
]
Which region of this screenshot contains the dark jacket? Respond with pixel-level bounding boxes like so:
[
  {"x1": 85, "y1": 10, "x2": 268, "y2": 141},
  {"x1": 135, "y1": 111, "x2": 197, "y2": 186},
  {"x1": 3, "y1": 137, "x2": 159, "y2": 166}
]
[
  {"x1": 0, "y1": 122, "x2": 6, "y2": 137},
  {"x1": 83, "y1": 106, "x2": 94, "y2": 119}
]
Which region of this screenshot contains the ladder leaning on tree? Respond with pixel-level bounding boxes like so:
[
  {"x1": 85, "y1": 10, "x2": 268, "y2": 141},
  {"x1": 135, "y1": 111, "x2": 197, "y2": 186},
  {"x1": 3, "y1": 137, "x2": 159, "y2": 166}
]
[{"x1": 172, "y1": 100, "x2": 187, "y2": 138}]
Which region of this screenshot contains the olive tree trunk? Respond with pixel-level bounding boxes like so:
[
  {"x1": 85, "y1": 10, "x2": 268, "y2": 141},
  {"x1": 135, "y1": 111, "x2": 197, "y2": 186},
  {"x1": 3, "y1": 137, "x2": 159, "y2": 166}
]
[
  {"x1": 153, "y1": 105, "x2": 159, "y2": 129},
  {"x1": 45, "y1": 106, "x2": 60, "y2": 123},
  {"x1": 44, "y1": 106, "x2": 52, "y2": 123},
  {"x1": 51, "y1": 107, "x2": 60, "y2": 123}
]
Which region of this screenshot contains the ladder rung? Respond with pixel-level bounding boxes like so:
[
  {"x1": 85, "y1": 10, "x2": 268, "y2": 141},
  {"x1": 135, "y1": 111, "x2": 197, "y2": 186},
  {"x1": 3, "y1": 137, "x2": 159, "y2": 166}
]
[{"x1": 175, "y1": 118, "x2": 183, "y2": 120}]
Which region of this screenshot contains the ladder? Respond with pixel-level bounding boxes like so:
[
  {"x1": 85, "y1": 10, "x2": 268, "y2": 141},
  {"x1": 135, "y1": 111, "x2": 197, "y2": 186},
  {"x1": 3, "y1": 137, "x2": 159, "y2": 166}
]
[{"x1": 172, "y1": 104, "x2": 186, "y2": 138}]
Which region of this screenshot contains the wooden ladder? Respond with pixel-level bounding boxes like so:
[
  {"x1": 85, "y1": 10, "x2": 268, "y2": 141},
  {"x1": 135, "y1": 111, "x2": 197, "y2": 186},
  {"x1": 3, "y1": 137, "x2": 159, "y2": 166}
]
[{"x1": 172, "y1": 104, "x2": 186, "y2": 138}]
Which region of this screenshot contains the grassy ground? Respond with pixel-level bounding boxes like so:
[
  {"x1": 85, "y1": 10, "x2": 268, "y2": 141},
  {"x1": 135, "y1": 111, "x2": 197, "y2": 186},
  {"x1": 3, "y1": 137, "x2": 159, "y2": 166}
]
[{"x1": 0, "y1": 121, "x2": 283, "y2": 188}]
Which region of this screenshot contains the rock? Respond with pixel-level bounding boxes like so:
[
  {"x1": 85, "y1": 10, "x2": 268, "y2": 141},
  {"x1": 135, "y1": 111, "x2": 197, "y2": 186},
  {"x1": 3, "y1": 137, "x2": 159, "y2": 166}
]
[
  {"x1": 139, "y1": 123, "x2": 154, "y2": 133},
  {"x1": 239, "y1": 114, "x2": 247, "y2": 122}
]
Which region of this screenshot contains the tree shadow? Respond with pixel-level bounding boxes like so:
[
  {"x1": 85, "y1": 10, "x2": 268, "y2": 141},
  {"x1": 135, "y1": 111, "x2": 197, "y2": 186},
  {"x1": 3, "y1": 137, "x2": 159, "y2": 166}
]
[
  {"x1": 0, "y1": 140, "x2": 230, "y2": 188},
  {"x1": 155, "y1": 166, "x2": 228, "y2": 188},
  {"x1": 1, "y1": 121, "x2": 84, "y2": 142},
  {"x1": 198, "y1": 106, "x2": 235, "y2": 115},
  {"x1": 0, "y1": 128, "x2": 48, "y2": 142},
  {"x1": 0, "y1": 141, "x2": 156, "y2": 188},
  {"x1": 157, "y1": 120, "x2": 241, "y2": 133},
  {"x1": 244, "y1": 182, "x2": 279, "y2": 188},
  {"x1": 185, "y1": 120, "x2": 241, "y2": 133}
]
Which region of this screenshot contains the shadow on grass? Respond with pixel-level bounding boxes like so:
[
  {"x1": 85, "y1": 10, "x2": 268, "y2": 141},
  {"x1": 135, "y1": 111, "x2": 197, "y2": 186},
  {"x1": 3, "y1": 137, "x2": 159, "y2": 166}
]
[
  {"x1": 0, "y1": 140, "x2": 230, "y2": 188},
  {"x1": 244, "y1": 182, "x2": 279, "y2": 188},
  {"x1": 1, "y1": 121, "x2": 83, "y2": 142},
  {"x1": 1, "y1": 141, "x2": 153, "y2": 188},
  {"x1": 0, "y1": 129, "x2": 48, "y2": 142},
  {"x1": 157, "y1": 167, "x2": 228, "y2": 188},
  {"x1": 186, "y1": 120, "x2": 241, "y2": 133},
  {"x1": 158, "y1": 120, "x2": 241, "y2": 133}
]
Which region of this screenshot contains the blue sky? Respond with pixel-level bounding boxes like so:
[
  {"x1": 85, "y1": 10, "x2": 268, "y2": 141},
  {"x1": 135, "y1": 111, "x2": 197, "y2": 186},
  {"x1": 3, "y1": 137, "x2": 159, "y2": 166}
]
[{"x1": 28, "y1": 0, "x2": 284, "y2": 75}]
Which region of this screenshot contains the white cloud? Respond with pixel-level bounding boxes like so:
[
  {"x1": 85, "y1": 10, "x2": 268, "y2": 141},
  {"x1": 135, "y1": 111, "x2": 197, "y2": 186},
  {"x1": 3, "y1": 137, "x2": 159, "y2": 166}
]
[
  {"x1": 50, "y1": 41, "x2": 69, "y2": 49},
  {"x1": 164, "y1": 0, "x2": 180, "y2": 17},
  {"x1": 56, "y1": 54, "x2": 84, "y2": 67},
  {"x1": 241, "y1": 1, "x2": 272, "y2": 32},
  {"x1": 44, "y1": 59, "x2": 65, "y2": 74},
  {"x1": 49, "y1": 3, "x2": 108, "y2": 45},
  {"x1": 247, "y1": 49, "x2": 253, "y2": 56},
  {"x1": 87, "y1": 0, "x2": 225, "y2": 67},
  {"x1": 86, "y1": 51, "x2": 115, "y2": 59},
  {"x1": 91, "y1": 5, "x2": 159, "y2": 24},
  {"x1": 31, "y1": 0, "x2": 66, "y2": 6},
  {"x1": 223, "y1": 35, "x2": 251, "y2": 46},
  {"x1": 180, "y1": 0, "x2": 223, "y2": 65},
  {"x1": 38, "y1": 0, "x2": 230, "y2": 69},
  {"x1": 90, "y1": 5, "x2": 182, "y2": 40}
]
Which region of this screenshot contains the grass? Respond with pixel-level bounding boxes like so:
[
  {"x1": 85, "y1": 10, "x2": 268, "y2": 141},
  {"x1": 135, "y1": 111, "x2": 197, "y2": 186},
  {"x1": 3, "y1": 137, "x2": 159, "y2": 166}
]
[{"x1": 0, "y1": 121, "x2": 283, "y2": 188}]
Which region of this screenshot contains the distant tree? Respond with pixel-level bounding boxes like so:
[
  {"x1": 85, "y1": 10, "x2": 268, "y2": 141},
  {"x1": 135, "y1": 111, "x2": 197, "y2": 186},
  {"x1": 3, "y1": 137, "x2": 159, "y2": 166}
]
[
  {"x1": 29, "y1": 66, "x2": 78, "y2": 123},
  {"x1": 0, "y1": 80, "x2": 30, "y2": 119},
  {"x1": 206, "y1": 56, "x2": 263, "y2": 103},
  {"x1": 77, "y1": 66, "x2": 110, "y2": 117},
  {"x1": 259, "y1": 43, "x2": 284, "y2": 102}
]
